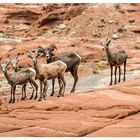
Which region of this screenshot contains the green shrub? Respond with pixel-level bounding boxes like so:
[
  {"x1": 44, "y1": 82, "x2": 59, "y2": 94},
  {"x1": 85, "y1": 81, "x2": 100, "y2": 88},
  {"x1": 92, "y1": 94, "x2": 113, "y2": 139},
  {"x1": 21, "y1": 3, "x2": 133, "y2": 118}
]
[
  {"x1": 135, "y1": 45, "x2": 140, "y2": 49},
  {"x1": 37, "y1": 30, "x2": 46, "y2": 36}
]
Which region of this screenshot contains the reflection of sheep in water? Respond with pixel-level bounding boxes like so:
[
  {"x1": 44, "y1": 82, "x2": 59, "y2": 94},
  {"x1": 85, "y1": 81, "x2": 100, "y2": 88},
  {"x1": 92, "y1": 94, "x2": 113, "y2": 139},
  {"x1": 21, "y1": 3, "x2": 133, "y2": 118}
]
[
  {"x1": 27, "y1": 49, "x2": 67, "y2": 101},
  {"x1": 38, "y1": 44, "x2": 81, "y2": 95},
  {"x1": 10, "y1": 56, "x2": 38, "y2": 100},
  {"x1": 102, "y1": 38, "x2": 127, "y2": 85},
  {"x1": 1, "y1": 60, "x2": 38, "y2": 103}
]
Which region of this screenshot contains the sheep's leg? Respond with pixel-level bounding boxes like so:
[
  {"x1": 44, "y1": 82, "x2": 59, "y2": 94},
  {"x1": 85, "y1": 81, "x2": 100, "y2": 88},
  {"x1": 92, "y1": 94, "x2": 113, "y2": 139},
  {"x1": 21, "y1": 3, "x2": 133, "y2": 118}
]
[
  {"x1": 12, "y1": 85, "x2": 16, "y2": 103},
  {"x1": 31, "y1": 80, "x2": 38, "y2": 100},
  {"x1": 9, "y1": 85, "x2": 13, "y2": 103},
  {"x1": 43, "y1": 80, "x2": 48, "y2": 100},
  {"x1": 123, "y1": 59, "x2": 127, "y2": 81},
  {"x1": 29, "y1": 82, "x2": 35, "y2": 100},
  {"x1": 38, "y1": 80, "x2": 43, "y2": 101},
  {"x1": 21, "y1": 85, "x2": 25, "y2": 100},
  {"x1": 114, "y1": 66, "x2": 117, "y2": 84},
  {"x1": 23, "y1": 84, "x2": 27, "y2": 99},
  {"x1": 29, "y1": 79, "x2": 38, "y2": 100},
  {"x1": 59, "y1": 74, "x2": 66, "y2": 97},
  {"x1": 70, "y1": 65, "x2": 79, "y2": 93},
  {"x1": 118, "y1": 66, "x2": 121, "y2": 83},
  {"x1": 109, "y1": 65, "x2": 113, "y2": 85},
  {"x1": 50, "y1": 79, "x2": 55, "y2": 96},
  {"x1": 21, "y1": 84, "x2": 26, "y2": 100},
  {"x1": 57, "y1": 77, "x2": 63, "y2": 97}
]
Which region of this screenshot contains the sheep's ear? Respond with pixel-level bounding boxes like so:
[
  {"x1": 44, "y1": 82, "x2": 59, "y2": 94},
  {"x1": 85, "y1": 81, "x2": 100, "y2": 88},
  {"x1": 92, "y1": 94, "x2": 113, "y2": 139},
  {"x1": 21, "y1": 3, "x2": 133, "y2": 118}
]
[
  {"x1": 107, "y1": 39, "x2": 111, "y2": 45},
  {"x1": 106, "y1": 38, "x2": 109, "y2": 42},
  {"x1": 26, "y1": 51, "x2": 32, "y2": 58},
  {"x1": 8, "y1": 60, "x2": 11, "y2": 65},
  {"x1": 16, "y1": 56, "x2": 19, "y2": 62},
  {"x1": 105, "y1": 38, "x2": 111, "y2": 46},
  {"x1": 16, "y1": 56, "x2": 19, "y2": 60},
  {"x1": 36, "y1": 53, "x2": 40, "y2": 58}
]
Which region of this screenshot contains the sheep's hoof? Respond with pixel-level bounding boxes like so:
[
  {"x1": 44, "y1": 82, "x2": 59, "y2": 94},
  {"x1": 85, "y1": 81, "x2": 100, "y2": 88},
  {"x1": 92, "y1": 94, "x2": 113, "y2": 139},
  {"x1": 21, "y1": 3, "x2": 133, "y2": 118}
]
[
  {"x1": 38, "y1": 98, "x2": 42, "y2": 101},
  {"x1": 114, "y1": 82, "x2": 117, "y2": 85},
  {"x1": 9, "y1": 100, "x2": 12, "y2": 103},
  {"x1": 70, "y1": 89, "x2": 75, "y2": 93},
  {"x1": 50, "y1": 93, "x2": 54, "y2": 96},
  {"x1": 30, "y1": 96, "x2": 33, "y2": 100},
  {"x1": 21, "y1": 98, "x2": 25, "y2": 101},
  {"x1": 57, "y1": 95, "x2": 60, "y2": 97},
  {"x1": 109, "y1": 83, "x2": 112, "y2": 86},
  {"x1": 12, "y1": 100, "x2": 15, "y2": 103},
  {"x1": 34, "y1": 96, "x2": 37, "y2": 100}
]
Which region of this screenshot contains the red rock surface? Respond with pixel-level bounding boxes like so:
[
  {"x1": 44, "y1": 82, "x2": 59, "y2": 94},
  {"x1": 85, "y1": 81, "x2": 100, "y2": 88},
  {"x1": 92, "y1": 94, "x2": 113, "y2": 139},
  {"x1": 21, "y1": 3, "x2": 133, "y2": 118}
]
[{"x1": 0, "y1": 3, "x2": 140, "y2": 137}]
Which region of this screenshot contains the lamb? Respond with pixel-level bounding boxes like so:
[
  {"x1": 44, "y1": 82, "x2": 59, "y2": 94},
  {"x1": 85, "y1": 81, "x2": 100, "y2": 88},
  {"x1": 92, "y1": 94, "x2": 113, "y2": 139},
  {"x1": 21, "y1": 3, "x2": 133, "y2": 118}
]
[
  {"x1": 1, "y1": 60, "x2": 38, "y2": 103},
  {"x1": 102, "y1": 38, "x2": 127, "y2": 85},
  {"x1": 38, "y1": 44, "x2": 81, "y2": 96},
  {"x1": 10, "y1": 56, "x2": 38, "y2": 100},
  {"x1": 27, "y1": 49, "x2": 67, "y2": 101}
]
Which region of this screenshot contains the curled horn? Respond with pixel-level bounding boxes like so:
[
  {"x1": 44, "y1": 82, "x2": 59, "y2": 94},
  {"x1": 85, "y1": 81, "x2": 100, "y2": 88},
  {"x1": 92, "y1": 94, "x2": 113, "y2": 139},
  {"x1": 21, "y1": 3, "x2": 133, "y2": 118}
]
[
  {"x1": 26, "y1": 50, "x2": 33, "y2": 57},
  {"x1": 34, "y1": 48, "x2": 41, "y2": 58},
  {"x1": 35, "y1": 48, "x2": 39, "y2": 54},
  {"x1": 49, "y1": 44, "x2": 61, "y2": 55},
  {"x1": 48, "y1": 44, "x2": 58, "y2": 52},
  {"x1": 37, "y1": 46, "x2": 45, "y2": 53},
  {"x1": 6, "y1": 59, "x2": 11, "y2": 65}
]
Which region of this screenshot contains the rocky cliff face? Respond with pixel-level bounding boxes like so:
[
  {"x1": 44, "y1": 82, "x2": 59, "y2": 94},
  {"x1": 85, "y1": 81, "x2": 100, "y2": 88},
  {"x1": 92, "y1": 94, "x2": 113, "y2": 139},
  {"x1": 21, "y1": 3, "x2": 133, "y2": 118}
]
[{"x1": 0, "y1": 3, "x2": 140, "y2": 137}]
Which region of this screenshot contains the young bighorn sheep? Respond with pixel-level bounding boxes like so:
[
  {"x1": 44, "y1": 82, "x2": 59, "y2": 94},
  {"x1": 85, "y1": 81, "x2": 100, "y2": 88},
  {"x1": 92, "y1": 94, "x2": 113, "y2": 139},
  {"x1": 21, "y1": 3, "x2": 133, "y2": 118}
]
[
  {"x1": 10, "y1": 56, "x2": 38, "y2": 100},
  {"x1": 38, "y1": 44, "x2": 81, "y2": 96},
  {"x1": 1, "y1": 60, "x2": 38, "y2": 103},
  {"x1": 102, "y1": 38, "x2": 127, "y2": 85},
  {"x1": 27, "y1": 49, "x2": 67, "y2": 101}
]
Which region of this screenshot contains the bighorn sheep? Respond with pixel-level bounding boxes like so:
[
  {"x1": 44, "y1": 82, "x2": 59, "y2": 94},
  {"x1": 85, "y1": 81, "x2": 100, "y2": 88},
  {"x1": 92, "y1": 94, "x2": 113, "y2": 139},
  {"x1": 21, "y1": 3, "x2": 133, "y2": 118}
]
[
  {"x1": 1, "y1": 60, "x2": 38, "y2": 103},
  {"x1": 38, "y1": 44, "x2": 81, "y2": 96},
  {"x1": 27, "y1": 49, "x2": 67, "y2": 101},
  {"x1": 10, "y1": 56, "x2": 38, "y2": 100},
  {"x1": 102, "y1": 38, "x2": 127, "y2": 85}
]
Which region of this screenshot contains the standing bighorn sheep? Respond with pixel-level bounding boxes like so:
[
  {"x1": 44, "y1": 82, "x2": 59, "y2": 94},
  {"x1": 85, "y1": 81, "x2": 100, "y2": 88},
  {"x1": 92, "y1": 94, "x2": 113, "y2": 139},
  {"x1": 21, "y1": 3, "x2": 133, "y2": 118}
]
[
  {"x1": 1, "y1": 60, "x2": 38, "y2": 103},
  {"x1": 102, "y1": 38, "x2": 127, "y2": 85},
  {"x1": 10, "y1": 56, "x2": 38, "y2": 100},
  {"x1": 38, "y1": 44, "x2": 81, "y2": 96},
  {"x1": 27, "y1": 49, "x2": 67, "y2": 101}
]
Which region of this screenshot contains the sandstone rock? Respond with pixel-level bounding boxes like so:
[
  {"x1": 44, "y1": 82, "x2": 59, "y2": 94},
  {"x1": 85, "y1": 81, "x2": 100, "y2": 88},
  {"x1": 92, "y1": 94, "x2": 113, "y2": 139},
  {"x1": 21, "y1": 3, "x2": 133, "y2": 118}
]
[
  {"x1": 108, "y1": 19, "x2": 114, "y2": 24},
  {"x1": 70, "y1": 31, "x2": 76, "y2": 36},
  {"x1": 0, "y1": 33, "x2": 8, "y2": 38},
  {"x1": 1, "y1": 77, "x2": 140, "y2": 136},
  {"x1": 26, "y1": 4, "x2": 87, "y2": 36},
  {"x1": 58, "y1": 24, "x2": 66, "y2": 29},
  {"x1": 52, "y1": 28, "x2": 60, "y2": 33},
  {"x1": 111, "y1": 33, "x2": 120, "y2": 40},
  {"x1": 129, "y1": 18, "x2": 135, "y2": 23},
  {"x1": 117, "y1": 27, "x2": 125, "y2": 33}
]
